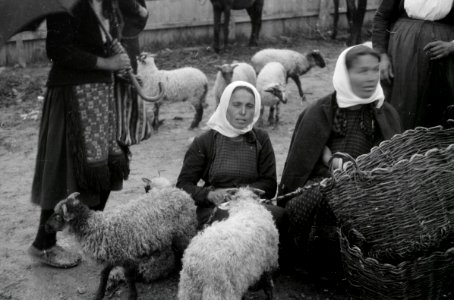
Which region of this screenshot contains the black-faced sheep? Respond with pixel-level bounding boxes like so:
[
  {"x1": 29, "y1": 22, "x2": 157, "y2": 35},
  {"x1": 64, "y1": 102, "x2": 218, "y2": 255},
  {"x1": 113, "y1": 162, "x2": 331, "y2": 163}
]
[
  {"x1": 46, "y1": 188, "x2": 198, "y2": 300},
  {"x1": 137, "y1": 53, "x2": 209, "y2": 129},
  {"x1": 251, "y1": 48, "x2": 326, "y2": 101},
  {"x1": 213, "y1": 62, "x2": 257, "y2": 107},
  {"x1": 178, "y1": 188, "x2": 279, "y2": 300},
  {"x1": 256, "y1": 62, "x2": 287, "y2": 127}
]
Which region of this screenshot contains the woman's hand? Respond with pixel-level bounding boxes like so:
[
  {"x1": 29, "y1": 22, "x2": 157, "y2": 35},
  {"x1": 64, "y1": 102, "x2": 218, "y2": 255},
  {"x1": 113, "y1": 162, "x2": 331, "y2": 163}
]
[
  {"x1": 379, "y1": 53, "x2": 394, "y2": 84},
  {"x1": 207, "y1": 188, "x2": 234, "y2": 205},
  {"x1": 424, "y1": 40, "x2": 454, "y2": 60},
  {"x1": 322, "y1": 146, "x2": 332, "y2": 167},
  {"x1": 96, "y1": 53, "x2": 131, "y2": 71}
]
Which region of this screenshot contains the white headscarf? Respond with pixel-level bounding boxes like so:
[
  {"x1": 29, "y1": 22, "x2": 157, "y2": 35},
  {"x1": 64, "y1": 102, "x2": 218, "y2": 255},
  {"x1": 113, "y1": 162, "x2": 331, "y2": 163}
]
[
  {"x1": 404, "y1": 0, "x2": 453, "y2": 21},
  {"x1": 207, "y1": 81, "x2": 261, "y2": 138},
  {"x1": 332, "y1": 45, "x2": 385, "y2": 109}
]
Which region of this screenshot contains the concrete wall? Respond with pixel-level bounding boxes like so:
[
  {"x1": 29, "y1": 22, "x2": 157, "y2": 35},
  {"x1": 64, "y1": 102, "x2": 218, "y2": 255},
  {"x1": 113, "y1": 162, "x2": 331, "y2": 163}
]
[{"x1": 0, "y1": 0, "x2": 380, "y2": 66}]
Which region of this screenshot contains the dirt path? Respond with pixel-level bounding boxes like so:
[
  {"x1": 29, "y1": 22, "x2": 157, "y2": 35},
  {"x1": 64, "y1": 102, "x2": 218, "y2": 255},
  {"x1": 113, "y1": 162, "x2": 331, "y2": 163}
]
[{"x1": 0, "y1": 37, "x2": 351, "y2": 300}]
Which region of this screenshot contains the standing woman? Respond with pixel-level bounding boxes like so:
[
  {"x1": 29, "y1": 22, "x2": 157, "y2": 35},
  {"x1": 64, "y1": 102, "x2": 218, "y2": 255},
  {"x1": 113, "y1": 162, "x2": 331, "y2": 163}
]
[
  {"x1": 28, "y1": 0, "x2": 131, "y2": 268},
  {"x1": 372, "y1": 0, "x2": 454, "y2": 130}
]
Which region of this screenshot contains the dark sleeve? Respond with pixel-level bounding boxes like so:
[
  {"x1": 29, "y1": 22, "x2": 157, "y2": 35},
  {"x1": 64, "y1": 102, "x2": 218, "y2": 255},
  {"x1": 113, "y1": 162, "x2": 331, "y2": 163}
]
[
  {"x1": 176, "y1": 135, "x2": 213, "y2": 207},
  {"x1": 372, "y1": 0, "x2": 401, "y2": 54},
  {"x1": 46, "y1": 13, "x2": 98, "y2": 70},
  {"x1": 247, "y1": 131, "x2": 277, "y2": 200}
]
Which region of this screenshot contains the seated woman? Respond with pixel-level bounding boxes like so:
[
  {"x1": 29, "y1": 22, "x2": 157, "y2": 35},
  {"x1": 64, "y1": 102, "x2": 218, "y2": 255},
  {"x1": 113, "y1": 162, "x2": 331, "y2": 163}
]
[
  {"x1": 176, "y1": 81, "x2": 284, "y2": 228},
  {"x1": 278, "y1": 44, "x2": 402, "y2": 200}
]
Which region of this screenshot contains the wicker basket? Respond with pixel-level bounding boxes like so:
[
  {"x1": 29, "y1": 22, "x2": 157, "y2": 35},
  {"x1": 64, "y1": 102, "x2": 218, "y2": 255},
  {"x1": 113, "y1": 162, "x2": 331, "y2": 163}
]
[
  {"x1": 356, "y1": 126, "x2": 454, "y2": 171},
  {"x1": 339, "y1": 227, "x2": 454, "y2": 300},
  {"x1": 323, "y1": 144, "x2": 454, "y2": 261}
]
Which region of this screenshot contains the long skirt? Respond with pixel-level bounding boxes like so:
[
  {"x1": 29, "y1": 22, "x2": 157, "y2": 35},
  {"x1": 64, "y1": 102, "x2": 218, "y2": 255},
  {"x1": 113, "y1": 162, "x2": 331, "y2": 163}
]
[
  {"x1": 386, "y1": 18, "x2": 454, "y2": 130},
  {"x1": 31, "y1": 84, "x2": 129, "y2": 210}
]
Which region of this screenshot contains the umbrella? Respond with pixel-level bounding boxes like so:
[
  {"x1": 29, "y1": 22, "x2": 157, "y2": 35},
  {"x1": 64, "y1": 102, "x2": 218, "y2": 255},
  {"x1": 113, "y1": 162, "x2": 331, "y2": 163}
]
[{"x1": 0, "y1": 0, "x2": 79, "y2": 48}]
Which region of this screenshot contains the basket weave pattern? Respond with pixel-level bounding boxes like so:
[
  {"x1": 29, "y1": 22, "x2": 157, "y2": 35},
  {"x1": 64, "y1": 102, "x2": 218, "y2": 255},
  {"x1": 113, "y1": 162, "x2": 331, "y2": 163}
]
[{"x1": 324, "y1": 144, "x2": 454, "y2": 261}]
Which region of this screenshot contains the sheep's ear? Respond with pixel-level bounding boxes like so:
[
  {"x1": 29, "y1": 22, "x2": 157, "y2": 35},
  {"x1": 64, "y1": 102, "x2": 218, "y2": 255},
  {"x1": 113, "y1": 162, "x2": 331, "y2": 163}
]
[
  {"x1": 264, "y1": 86, "x2": 276, "y2": 93},
  {"x1": 142, "y1": 177, "x2": 152, "y2": 185},
  {"x1": 61, "y1": 203, "x2": 75, "y2": 222},
  {"x1": 231, "y1": 63, "x2": 239, "y2": 69},
  {"x1": 249, "y1": 187, "x2": 266, "y2": 197},
  {"x1": 225, "y1": 188, "x2": 239, "y2": 196}
]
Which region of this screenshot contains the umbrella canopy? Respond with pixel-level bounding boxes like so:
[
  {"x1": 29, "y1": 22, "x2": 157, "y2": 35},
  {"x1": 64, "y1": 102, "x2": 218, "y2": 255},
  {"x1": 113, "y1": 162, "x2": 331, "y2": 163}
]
[{"x1": 0, "y1": 0, "x2": 79, "y2": 48}]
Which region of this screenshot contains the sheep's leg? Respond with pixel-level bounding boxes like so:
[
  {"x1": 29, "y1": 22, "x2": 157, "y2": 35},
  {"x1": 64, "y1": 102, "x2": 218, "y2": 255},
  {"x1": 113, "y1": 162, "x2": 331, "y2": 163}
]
[
  {"x1": 212, "y1": 6, "x2": 222, "y2": 53},
  {"x1": 223, "y1": 9, "x2": 231, "y2": 50},
  {"x1": 268, "y1": 105, "x2": 275, "y2": 125},
  {"x1": 124, "y1": 265, "x2": 138, "y2": 300},
  {"x1": 262, "y1": 271, "x2": 274, "y2": 300},
  {"x1": 152, "y1": 102, "x2": 164, "y2": 130},
  {"x1": 290, "y1": 75, "x2": 306, "y2": 101},
  {"x1": 331, "y1": 0, "x2": 340, "y2": 39},
  {"x1": 246, "y1": 0, "x2": 263, "y2": 47},
  {"x1": 275, "y1": 104, "x2": 280, "y2": 126},
  {"x1": 94, "y1": 264, "x2": 114, "y2": 300}
]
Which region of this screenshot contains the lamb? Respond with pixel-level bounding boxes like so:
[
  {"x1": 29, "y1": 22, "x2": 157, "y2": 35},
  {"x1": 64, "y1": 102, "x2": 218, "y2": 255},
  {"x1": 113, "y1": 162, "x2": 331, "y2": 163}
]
[
  {"x1": 46, "y1": 188, "x2": 198, "y2": 300},
  {"x1": 137, "y1": 52, "x2": 209, "y2": 129},
  {"x1": 251, "y1": 48, "x2": 326, "y2": 101},
  {"x1": 213, "y1": 62, "x2": 257, "y2": 106},
  {"x1": 256, "y1": 62, "x2": 287, "y2": 127},
  {"x1": 178, "y1": 188, "x2": 279, "y2": 300}
]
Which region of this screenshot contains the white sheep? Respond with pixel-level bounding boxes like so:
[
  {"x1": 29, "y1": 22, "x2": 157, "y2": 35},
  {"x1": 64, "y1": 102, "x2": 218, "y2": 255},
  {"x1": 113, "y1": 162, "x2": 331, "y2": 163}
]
[
  {"x1": 137, "y1": 52, "x2": 209, "y2": 129},
  {"x1": 178, "y1": 188, "x2": 279, "y2": 300},
  {"x1": 256, "y1": 62, "x2": 287, "y2": 127},
  {"x1": 213, "y1": 62, "x2": 257, "y2": 106},
  {"x1": 46, "y1": 188, "x2": 198, "y2": 300},
  {"x1": 251, "y1": 48, "x2": 326, "y2": 101}
]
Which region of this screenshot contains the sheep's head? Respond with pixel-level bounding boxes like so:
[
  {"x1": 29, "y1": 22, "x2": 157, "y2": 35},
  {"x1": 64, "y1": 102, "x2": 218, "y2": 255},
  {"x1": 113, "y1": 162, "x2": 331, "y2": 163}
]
[
  {"x1": 45, "y1": 192, "x2": 81, "y2": 233},
  {"x1": 264, "y1": 83, "x2": 287, "y2": 104},
  {"x1": 137, "y1": 52, "x2": 158, "y2": 70},
  {"x1": 142, "y1": 177, "x2": 172, "y2": 193},
  {"x1": 308, "y1": 50, "x2": 326, "y2": 68},
  {"x1": 215, "y1": 63, "x2": 238, "y2": 82}
]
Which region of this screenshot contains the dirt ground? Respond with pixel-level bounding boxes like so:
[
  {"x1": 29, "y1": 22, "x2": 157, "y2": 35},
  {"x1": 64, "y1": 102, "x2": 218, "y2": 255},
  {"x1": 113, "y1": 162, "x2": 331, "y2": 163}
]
[{"x1": 0, "y1": 35, "x2": 357, "y2": 300}]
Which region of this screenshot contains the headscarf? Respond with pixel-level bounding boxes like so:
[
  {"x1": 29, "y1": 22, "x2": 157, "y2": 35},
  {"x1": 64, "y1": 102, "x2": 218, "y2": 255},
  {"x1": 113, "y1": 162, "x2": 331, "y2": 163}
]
[
  {"x1": 404, "y1": 0, "x2": 453, "y2": 21},
  {"x1": 207, "y1": 81, "x2": 261, "y2": 138},
  {"x1": 332, "y1": 45, "x2": 385, "y2": 109}
]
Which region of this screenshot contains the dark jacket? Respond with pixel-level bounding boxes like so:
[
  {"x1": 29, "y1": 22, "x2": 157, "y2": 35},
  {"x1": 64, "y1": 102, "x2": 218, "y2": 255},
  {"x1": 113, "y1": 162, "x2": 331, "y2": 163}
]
[
  {"x1": 46, "y1": 0, "x2": 121, "y2": 86},
  {"x1": 372, "y1": 0, "x2": 454, "y2": 54},
  {"x1": 176, "y1": 128, "x2": 277, "y2": 207},
  {"x1": 278, "y1": 93, "x2": 402, "y2": 203}
]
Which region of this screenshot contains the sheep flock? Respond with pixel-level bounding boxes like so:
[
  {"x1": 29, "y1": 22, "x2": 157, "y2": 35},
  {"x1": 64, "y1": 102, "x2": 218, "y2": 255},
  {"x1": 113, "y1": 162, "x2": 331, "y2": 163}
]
[{"x1": 137, "y1": 47, "x2": 325, "y2": 128}]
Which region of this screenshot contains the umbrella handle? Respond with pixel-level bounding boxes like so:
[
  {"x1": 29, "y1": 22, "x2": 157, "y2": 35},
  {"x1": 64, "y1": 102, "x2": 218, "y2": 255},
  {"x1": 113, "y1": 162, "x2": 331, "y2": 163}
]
[{"x1": 88, "y1": 1, "x2": 163, "y2": 102}]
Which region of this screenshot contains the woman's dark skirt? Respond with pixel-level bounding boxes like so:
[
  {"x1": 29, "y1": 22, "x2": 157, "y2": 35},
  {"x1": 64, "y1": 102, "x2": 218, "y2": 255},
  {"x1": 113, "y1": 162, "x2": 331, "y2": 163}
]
[
  {"x1": 386, "y1": 18, "x2": 454, "y2": 130},
  {"x1": 31, "y1": 85, "x2": 127, "y2": 210}
]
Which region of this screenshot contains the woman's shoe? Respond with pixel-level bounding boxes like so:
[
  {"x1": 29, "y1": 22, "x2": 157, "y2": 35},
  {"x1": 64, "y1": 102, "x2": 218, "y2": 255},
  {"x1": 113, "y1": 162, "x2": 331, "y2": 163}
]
[{"x1": 28, "y1": 244, "x2": 81, "y2": 268}]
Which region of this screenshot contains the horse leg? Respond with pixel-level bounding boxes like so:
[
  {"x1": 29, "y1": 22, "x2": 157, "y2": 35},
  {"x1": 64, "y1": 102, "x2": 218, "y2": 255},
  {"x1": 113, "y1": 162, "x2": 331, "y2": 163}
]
[
  {"x1": 212, "y1": 6, "x2": 222, "y2": 53},
  {"x1": 223, "y1": 9, "x2": 231, "y2": 50},
  {"x1": 352, "y1": 0, "x2": 367, "y2": 44},
  {"x1": 331, "y1": 0, "x2": 340, "y2": 39},
  {"x1": 94, "y1": 264, "x2": 114, "y2": 300},
  {"x1": 345, "y1": 0, "x2": 355, "y2": 46},
  {"x1": 246, "y1": 0, "x2": 263, "y2": 47}
]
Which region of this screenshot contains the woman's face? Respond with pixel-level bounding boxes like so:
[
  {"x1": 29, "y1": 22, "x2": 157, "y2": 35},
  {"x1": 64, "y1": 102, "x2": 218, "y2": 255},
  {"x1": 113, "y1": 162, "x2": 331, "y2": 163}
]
[
  {"x1": 226, "y1": 88, "x2": 256, "y2": 129},
  {"x1": 348, "y1": 54, "x2": 380, "y2": 99}
]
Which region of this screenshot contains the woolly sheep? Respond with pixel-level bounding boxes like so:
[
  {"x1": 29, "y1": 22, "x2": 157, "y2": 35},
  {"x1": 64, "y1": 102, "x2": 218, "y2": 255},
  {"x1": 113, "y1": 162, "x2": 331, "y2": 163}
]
[
  {"x1": 213, "y1": 62, "x2": 257, "y2": 106},
  {"x1": 137, "y1": 52, "x2": 209, "y2": 129},
  {"x1": 251, "y1": 48, "x2": 326, "y2": 101},
  {"x1": 256, "y1": 62, "x2": 287, "y2": 127},
  {"x1": 178, "y1": 188, "x2": 279, "y2": 300},
  {"x1": 46, "y1": 188, "x2": 198, "y2": 300}
]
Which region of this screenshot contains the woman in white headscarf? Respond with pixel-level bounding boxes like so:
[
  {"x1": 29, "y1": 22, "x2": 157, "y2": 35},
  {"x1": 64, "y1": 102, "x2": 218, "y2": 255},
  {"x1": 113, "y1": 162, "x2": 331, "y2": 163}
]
[
  {"x1": 177, "y1": 81, "x2": 278, "y2": 226},
  {"x1": 278, "y1": 44, "x2": 402, "y2": 201},
  {"x1": 373, "y1": 0, "x2": 454, "y2": 130}
]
